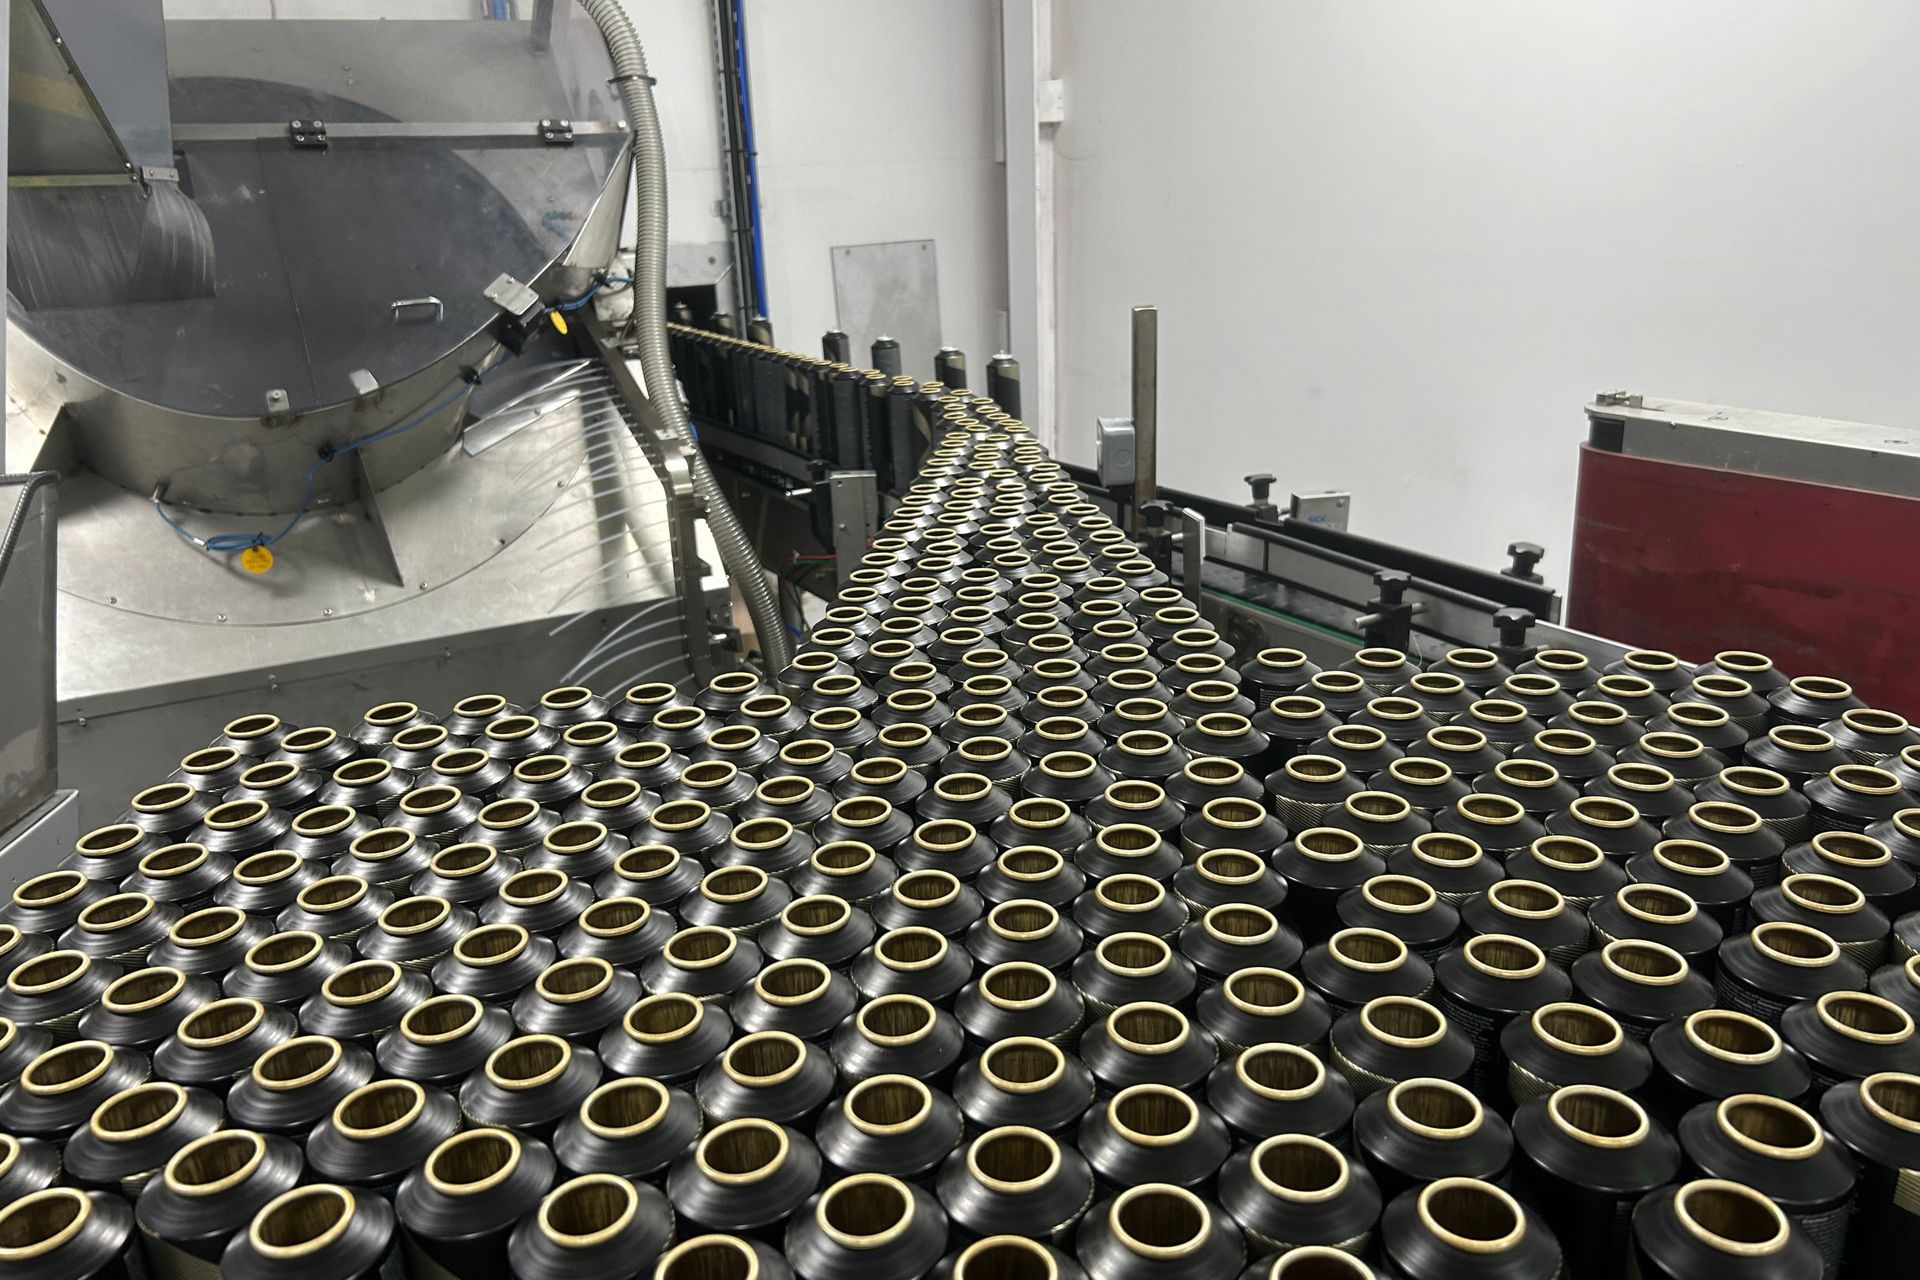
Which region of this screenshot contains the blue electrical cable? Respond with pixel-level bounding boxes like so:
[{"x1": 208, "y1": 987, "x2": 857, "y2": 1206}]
[
  {"x1": 153, "y1": 378, "x2": 481, "y2": 554},
  {"x1": 732, "y1": 0, "x2": 771, "y2": 316},
  {"x1": 152, "y1": 274, "x2": 630, "y2": 558}
]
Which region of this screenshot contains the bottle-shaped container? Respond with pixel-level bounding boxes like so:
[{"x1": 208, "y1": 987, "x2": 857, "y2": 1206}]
[
  {"x1": 513, "y1": 956, "x2": 639, "y2": 1046},
  {"x1": 1630, "y1": 1179, "x2": 1823, "y2": 1280},
  {"x1": 1336, "y1": 876, "x2": 1459, "y2": 962},
  {"x1": 1499, "y1": 1001, "x2": 1651, "y2": 1109},
  {"x1": 1386, "y1": 833, "x2": 1501, "y2": 905},
  {"x1": 1406, "y1": 725, "x2": 1505, "y2": 781},
  {"x1": 393, "y1": 1127, "x2": 557, "y2": 1278},
  {"x1": 1206, "y1": 1041, "x2": 1354, "y2": 1147},
  {"x1": 1195, "y1": 967, "x2": 1330, "y2": 1056},
  {"x1": 955, "y1": 962, "x2": 1086, "y2": 1047},
  {"x1": 1179, "y1": 903, "x2": 1301, "y2": 989},
  {"x1": 1076, "y1": 1082, "x2": 1231, "y2": 1194},
  {"x1": 1352, "y1": 1076, "x2": 1513, "y2": 1204},
  {"x1": 1072, "y1": 875, "x2": 1187, "y2": 944},
  {"x1": 1569, "y1": 939, "x2": 1712, "y2": 1041},
  {"x1": 355, "y1": 895, "x2": 472, "y2": 972},
  {"x1": 225, "y1": 1034, "x2": 375, "y2": 1137},
  {"x1": 1172, "y1": 848, "x2": 1287, "y2": 919},
  {"x1": 1272, "y1": 828, "x2": 1385, "y2": 945},
  {"x1": 1750, "y1": 873, "x2": 1890, "y2": 967},
  {"x1": 460, "y1": 1034, "x2": 602, "y2": 1139},
  {"x1": 60, "y1": 1080, "x2": 223, "y2": 1198},
  {"x1": 833, "y1": 997, "x2": 967, "y2": 1090},
  {"x1": 1543, "y1": 795, "x2": 1657, "y2": 859},
  {"x1": 299, "y1": 960, "x2": 429, "y2": 1048},
  {"x1": 59, "y1": 895, "x2": 177, "y2": 966},
  {"x1": 0, "y1": 1039, "x2": 150, "y2": 1142},
  {"x1": 1677, "y1": 1094, "x2": 1857, "y2": 1279},
  {"x1": 1327, "y1": 996, "x2": 1473, "y2": 1099},
  {"x1": 376, "y1": 993, "x2": 514, "y2": 1088},
  {"x1": 1819, "y1": 1072, "x2": 1920, "y2": 1272},
  {"x1": 976, "y1": 846, "x2": 1083, "y2": 912},
  {"x1": 1267, "y1": 756, "x2": 1364, "y2": 837},
  {"x1": 79, "y1": 966, "x2": 216, "y2": 1052},
  {"x1": 1587, "y1": 883, "x2": 1722, "y2": 974},
  {"x1": 4, "y1": 871, "x2": 111, "y2": 939},
  {"x1": 1377, "y1": 1178, "x2": 1560, "y2": 1280},
  {"x1": 132, "y1": 1130, "x2": 305, "y2": 1275},
  {"x1": 642, "y1": 926, "x2": 765, "y2": 1004},
  {"x1": 1585, "y1": 765, "x2": 1694, "y2": 828},
  {"x1": 1432, "y1": 934, "x2": 1571, "y2": 1097},
  {"x1": 1646, "y1": 1007, "x2": 1812, "y2": 1128},
  {"x1": 1779, "y1": 990, "x2": 1920, "y2": 1096},
  {"x1": 1806, "y1": 763, "x2": 1909, "y2": 835},
  {"x1": 1074, "y1": 1184, "x2": 1245, "y2": 1280},
  {"x1": 216, "y1": 931, "x2": 343, "y2": 1011},
  {"x1": 936, "y1": 1124, "x2": 1097, "y2": 1244},
  {"x1": 1625, "y1": 839, "x2": 1753, "y2": 933},
  {"x1": 1220, "y1": 1131, "x2": 1381, "y2": 1258},
  {"x1": 1715, "y1": 922, "x2": 1868, "y2": 1027},
  {"x1": 1071, "y1": 933, "x2": 1196, "y2": 1018},
  {"x1": 1783, "y1": 830, "x2": 1917, "y2": 918},
  {"x1": 813, "y1": 1074, "x2": 964, "y2": 1183},
  {"x1": 1507, "y1": 1085, "x2": 1680, "y2": 1280},
  {"x1": 1298, "y1": 928, "x2": 1433, "y2": 1016},
  {"x1": 1458, "y1": 880, "x2": 1587, "y2": 968},
  {"x1": 666, "y1": 1117, "x2": 823, "y2": 1242},
  {"x1": 275, "y1": 875, "x2": 391, "y2": 944},
  {"x1": 1506, "y1": 836, "x2": 1626, "y2": 910},
  {"x1": 304, "y1": 1077, "x2": 462, "y2": 1191},
  {"x1": 1699, "y1": 766, "x2": 1813, "y2": 845},
  {"x1": 599, "y1": 843, "x2": 705, "y2": 910}
]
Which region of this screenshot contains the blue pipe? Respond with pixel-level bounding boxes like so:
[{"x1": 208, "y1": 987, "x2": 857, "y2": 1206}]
[{"x1": 732, "y1": 0, "x2": 771, "y2": 317}]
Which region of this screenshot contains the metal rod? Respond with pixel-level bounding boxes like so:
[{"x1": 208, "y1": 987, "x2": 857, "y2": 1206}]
[{"x1": 1130, "y1": 305, "x2": 1158, "y2": 533}]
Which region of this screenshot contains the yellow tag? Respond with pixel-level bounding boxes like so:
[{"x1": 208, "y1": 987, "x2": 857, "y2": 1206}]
[
  {"x1": 240, "y1": 545, "x2": 274, "y2": 574},
  {"x1": 549, "y1": 310, "x2": 569, "y2": 335}
]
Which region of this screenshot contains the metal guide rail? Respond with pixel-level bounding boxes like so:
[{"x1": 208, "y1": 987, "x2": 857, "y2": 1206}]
[{"x1": 666, "y1": 320, "x2": 1628, "y2": 669}]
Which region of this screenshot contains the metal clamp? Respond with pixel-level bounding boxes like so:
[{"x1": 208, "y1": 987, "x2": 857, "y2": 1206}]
[
  {"x1": 390, "y1": 297, "x2": 445, "y2": 324},
  {"x1": 289, "y1": 119, "x2": 327, "y2": 149},
  {"x1": 539, "y1": 118, "x2": 575, "y2": 145}
]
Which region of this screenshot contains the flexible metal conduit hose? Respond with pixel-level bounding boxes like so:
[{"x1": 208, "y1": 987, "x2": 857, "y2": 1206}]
[{"x1": 577, "y1": 0, "x2": 794, "y2": 672}]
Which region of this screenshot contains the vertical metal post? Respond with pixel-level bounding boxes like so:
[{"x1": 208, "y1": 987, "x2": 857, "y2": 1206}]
[{"x1": 1130, "y1": 305, "x2": 1158, "y2": 533}]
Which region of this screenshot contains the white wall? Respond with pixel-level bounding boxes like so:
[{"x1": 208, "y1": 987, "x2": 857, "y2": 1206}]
[
  {"x1": 744, "y1": 0, "x2": 1008, "y2": 371},
  {"x1": 1046, "y1": 0, "x2": 1920, "y2": 588}
]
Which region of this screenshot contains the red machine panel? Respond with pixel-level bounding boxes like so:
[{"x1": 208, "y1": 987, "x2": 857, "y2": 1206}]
[{"x1": 1569, "y1": 443, "x2": 1920, "y2": 718}]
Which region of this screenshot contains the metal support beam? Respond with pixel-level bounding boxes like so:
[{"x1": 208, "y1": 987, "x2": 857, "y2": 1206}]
[
  {"x1": 1000, "y1": 0, "x2": 1057, "y2": 444},
  {"x1": 1129, "y1": 304, "x2": 1158, "y2": 532}
]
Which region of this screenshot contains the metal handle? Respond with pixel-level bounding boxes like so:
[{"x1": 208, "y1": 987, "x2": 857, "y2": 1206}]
[{"x1": 389, "y1": 296, "x2": 444, "y2": 323}]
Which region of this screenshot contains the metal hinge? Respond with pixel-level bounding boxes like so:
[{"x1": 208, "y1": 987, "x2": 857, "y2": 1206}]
[
  {"x1": 289, "y1": 119, "x2": 328, "y2": 149},
  {"x1": 538, "y1": 118, "x2": 575, "y2": 145}
]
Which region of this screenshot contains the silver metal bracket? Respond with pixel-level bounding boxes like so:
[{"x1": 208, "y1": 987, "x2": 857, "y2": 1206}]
[
  {"x1": 825, "y1": 470, "x2": 880, "y2": 586},
  {"x1": 484, "y1": 274, "x2": 543, "y2": 320},
  {"x1": 1094, "y1": 417, "x2": 1137, "y2": 488},
  {"x1": 1289, "y1": 490, "x2": 1352, "y2": 531},
  {"x1": 1171, "y1": 504, "x2": 1206, "y2": 601}
]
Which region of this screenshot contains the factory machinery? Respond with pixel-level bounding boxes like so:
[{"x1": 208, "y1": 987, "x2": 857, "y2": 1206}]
[
  {"x1": 4, "y1": 4, "x2": 1920, "y2": 1280},
  {"x1": 1, "y1": 315, "x2": 1919, "y2": 1279}
]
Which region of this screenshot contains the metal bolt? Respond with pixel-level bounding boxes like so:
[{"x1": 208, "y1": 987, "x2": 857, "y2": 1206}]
[
  {"x1": 322, "y1": 607, "x2": 334, "y2": 617},
  {"x1": 216, "y1": 613, "x2": 228, "y2": 622}
]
